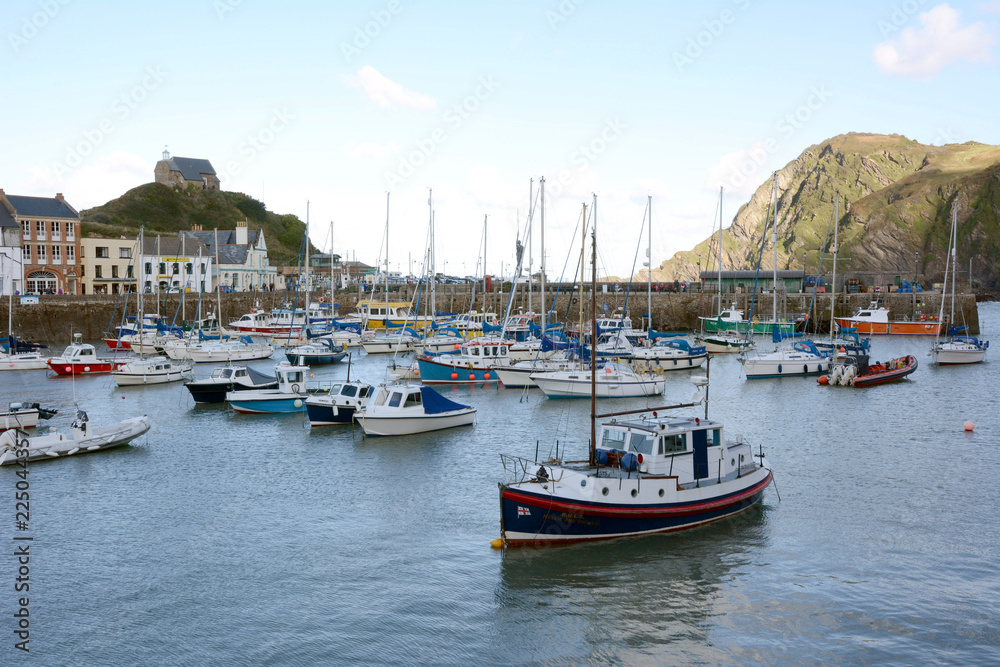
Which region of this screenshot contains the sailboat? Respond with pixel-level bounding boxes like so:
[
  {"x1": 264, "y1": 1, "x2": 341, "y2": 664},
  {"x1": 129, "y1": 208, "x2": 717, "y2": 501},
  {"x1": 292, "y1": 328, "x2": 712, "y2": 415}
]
[
  {"x1": 529, "y1": 197, "x2": 665, "y2": 399},
  {"x1": 931, "y1": 200, "x2": 989, "y2": 364},
  {"x1": 698, "y1": 187, "x2": 755, "y2": 353},
  {"x1": 495, "y1": 205, "x2": 774, "y2": 546}
]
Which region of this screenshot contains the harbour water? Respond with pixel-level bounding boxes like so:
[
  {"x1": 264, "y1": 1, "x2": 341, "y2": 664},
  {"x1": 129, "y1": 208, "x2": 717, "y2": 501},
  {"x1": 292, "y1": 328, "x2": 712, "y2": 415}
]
[{"x1": 1, "y1": 303, "x2": 998, "y2": 664}]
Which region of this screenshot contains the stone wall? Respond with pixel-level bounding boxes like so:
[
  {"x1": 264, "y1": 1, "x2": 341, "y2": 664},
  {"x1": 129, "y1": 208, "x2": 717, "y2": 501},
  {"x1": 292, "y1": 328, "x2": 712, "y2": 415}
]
[{"x1": 1, "y1": 288, "x2": 981, "y2": 343}]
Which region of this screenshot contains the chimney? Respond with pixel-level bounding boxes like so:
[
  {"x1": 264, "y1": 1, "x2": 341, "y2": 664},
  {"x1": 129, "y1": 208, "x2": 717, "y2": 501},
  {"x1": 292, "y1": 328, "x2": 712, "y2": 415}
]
[
  {"x1": 55, "y1": 193, "x2": 64, "y2": 200},
  {"x1": 235, "y1": 219, "x2": 248, "y2": 246},
  {"x1": 0, "y1": 188, "x2": 5, "y2": 195}
]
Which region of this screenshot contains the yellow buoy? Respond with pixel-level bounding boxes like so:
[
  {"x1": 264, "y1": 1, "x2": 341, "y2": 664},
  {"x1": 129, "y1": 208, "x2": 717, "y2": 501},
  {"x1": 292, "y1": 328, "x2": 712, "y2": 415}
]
[{"x1": 489, "y1": 538, "x2": 504, "y2": 549}]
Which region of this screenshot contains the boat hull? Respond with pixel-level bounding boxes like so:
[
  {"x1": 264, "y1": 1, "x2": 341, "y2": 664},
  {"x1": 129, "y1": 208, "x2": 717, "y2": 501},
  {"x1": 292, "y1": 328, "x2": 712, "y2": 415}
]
[
  {"x1": 531, "y1": 375, "x2": 665, "y2": 398},
  {"x1": 0, "y1": 355, "x2": 50, "y2": 371},
  {"x1": 47, "y1": 360, "x2": 126, "y2": 375},
  {"x1": 499, "y1": 472, "x2": 771, "y2": 546},
  {"x1": 834, "y1": 318, "x2": 941, "y2": 336},
  {"x1": 0, "y1": 416, "x2": 151, "y2": 465},
  {"x1": 358, "y1": 408, "x2": 475, "y2": 436},
  {"x1": 631, "y1": 352, "x2": 708, "y2": 372},
  {"x1": 416, "y1": 356, "x2": 503, "y2": 384},
  {"x1": 932, "y1": 347, "x2": 987, "y2": 365},
  {"x1": 285, "y1": 351, "x2": 347, "y2": 365},
  {"x1": 1, "y1": 410, "x2": 39, "y2": 431},
  {"x1": 852, "y1": 356, "x2": 918, "y2": 387},
  {"x1": 228, "y1": 396, "x2": 307, "y2": 414},
  {"x1": 700, "y1": 318, "x2": 794, "y2": 334},
  {"x1": 741, "y1": 358, "x2": 828, "y2": 379},
  {"x1": 304, "y1": 402, "x2": 358, "y2": 425},
  {"x1": 112, "y1": 369, "x2": 189, "y2": 386}
]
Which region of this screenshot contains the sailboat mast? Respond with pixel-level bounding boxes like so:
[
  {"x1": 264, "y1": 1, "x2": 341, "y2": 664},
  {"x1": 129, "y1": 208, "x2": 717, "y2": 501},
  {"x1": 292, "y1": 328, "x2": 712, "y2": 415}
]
[
  {"x1": 329, "y1": 220, "x2": 335, "y2": 313},
  {"x1": 527, "y1": 178, "x2": 533, "y2": 316},
  {"x1": 579, "y1": 203, "x2": 587, "y2": 371},
  {"x1": 385, "y1": 192, "x2": 390, "y2": 328},
  {"x1": 305, "y1": 200, "x2": 310, "y2": 316},
  {"x1": 829, "y1": 192, "x2": 839, "y2": 339},
  {"x1": 482, "y1": 214, "x2": 488, "y2": 314},
  {"x1": 647, "y1": 194, "x2": 652, "y2": 333},
  {"x1": 540, "y1": 176, "x2": 546, "y2": 337},
  {"x1": 589, "y1": 195, "x2": 598, "y2": 467},
  {"x1": 770, "y1": 173, "x2": 778, "y2": 325},
  {"x1": 950, "y1": 200, "x2": 957, "y2": 327},
  {"x1": 428, "y1": 189, "x2": 435, "y2": 324},
  {"x1": 717, "y1": 186, "x2": 723, "y2": 315}
]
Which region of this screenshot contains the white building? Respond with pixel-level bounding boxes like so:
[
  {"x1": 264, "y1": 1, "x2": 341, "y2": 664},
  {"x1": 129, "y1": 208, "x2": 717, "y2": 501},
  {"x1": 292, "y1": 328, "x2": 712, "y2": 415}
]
[
  {"x1": 181, "y1": 220, "x2": 278, "y2": 291},
  {"x1": 0, "y1": 204, "x2": 23, "y2": 296},
  {"x1": 141, "y1": 235, "x2": 214, "y2": 293}
]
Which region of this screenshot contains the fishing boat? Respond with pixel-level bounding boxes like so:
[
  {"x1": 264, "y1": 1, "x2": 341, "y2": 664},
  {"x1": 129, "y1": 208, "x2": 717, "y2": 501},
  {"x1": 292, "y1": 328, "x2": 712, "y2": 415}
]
[
  {"x1": 930, "y1": 201, "x2": 989, "y2": 365},
  {"x1": 225, "y1": 362, "x2": 311, "y2": 414},
  {"x1": 698, "y1": 330, "x2": 754, "y2": 354},
  {"x1": 835, "y1": 301, "x2": 941, "y2": 336},
  {"x1": 818, "y1": 354, "x2": 917, "y2": 387},
  {"x1": 305, "y1": 381, "x2": 374, "y2": 425},
  {"x1": 631, "y1": 338, "x2": 708, "y2": 372},
  {"x1": 1, "y1": 402, "x2": 58, "y2": 431},
  {"x1": 46, "y1": 334, "x2": 127, "y2": 376},
  {"x1": 112, "y1": 356, "x2": 193, "y2": 386},
  {"x1": 184, "y1": 365, "x2": 278, "y2": 403},
  {"x1": 416, "y1": 336, "x2": 513, "y2": 384},
  {"x1": 284, "y1": 338, "x2": 347, "y2": 365},
  {"x1": 356, "y1": 384, "x2": 476, "y2": 436},
  {"x1": 0, "y1": 412, "x2": 151, "y2": 465},
  {"x1": 495, "y1": 203, "x2": 773, "y2": 546}
]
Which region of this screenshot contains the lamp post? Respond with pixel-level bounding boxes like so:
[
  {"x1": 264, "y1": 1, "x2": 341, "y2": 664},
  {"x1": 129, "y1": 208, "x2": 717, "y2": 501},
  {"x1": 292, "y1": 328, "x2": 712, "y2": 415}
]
[{"x1": 914, "y1": 251, "x2": 919, "y2": 282}]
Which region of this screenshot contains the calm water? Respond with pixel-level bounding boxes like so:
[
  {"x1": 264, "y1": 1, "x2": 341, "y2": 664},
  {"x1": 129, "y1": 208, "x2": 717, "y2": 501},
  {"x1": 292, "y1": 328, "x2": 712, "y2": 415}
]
[{"x1": 2, "y1": 304, "x2": 998, "y2": 665}]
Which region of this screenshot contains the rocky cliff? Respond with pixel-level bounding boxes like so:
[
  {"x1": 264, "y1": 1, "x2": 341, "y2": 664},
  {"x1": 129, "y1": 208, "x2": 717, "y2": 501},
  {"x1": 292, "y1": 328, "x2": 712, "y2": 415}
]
[{"x1": 648, "y1": 133, "x2": 1000, "y2": 288}]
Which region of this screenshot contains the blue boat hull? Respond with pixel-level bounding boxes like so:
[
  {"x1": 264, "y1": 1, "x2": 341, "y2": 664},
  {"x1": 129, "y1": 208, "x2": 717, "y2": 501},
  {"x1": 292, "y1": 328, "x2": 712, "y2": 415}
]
[
  {"x1": 499, "y1": 474, "x2": 771, "y2": 546},
  {"x1": 416, "y1": 356, "x2": 501, "y2": 384},
  {"x1": 228, "y1": 397, "x2": 306, "y2": 413}
]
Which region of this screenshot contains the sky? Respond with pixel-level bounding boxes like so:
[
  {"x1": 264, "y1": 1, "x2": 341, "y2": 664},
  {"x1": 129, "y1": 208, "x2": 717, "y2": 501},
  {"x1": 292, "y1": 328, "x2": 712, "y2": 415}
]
[{"x1": 2, "y1": 0, "x2": 998, "y2": 279}]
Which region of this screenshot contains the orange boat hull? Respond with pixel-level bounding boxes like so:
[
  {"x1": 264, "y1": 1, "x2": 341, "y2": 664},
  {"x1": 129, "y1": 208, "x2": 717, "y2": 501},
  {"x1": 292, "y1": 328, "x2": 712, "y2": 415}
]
[{"x1": 834, "y1": 318, "x2": 941, "y2": 336}]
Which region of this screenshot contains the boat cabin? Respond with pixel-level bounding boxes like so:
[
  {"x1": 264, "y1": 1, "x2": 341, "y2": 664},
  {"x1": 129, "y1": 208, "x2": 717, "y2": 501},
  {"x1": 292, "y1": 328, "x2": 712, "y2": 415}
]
[
  {"x1": 274, "y1": 363, "x2": 309, "y2": 393},
  {"x1": 596, "y1": 415, "x2": 755, "y2": 485},
  {"x1": 368, "y1": 385, "x2": 423, "y2": 411},
  {"x1": 849, "y1": 303, "x2": 890, "y2": 322}
]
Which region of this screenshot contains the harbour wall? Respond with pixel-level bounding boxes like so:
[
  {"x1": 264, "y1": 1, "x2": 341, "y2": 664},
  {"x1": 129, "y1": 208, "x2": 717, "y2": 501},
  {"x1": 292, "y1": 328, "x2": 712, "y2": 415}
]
[{"x1": 1, "y1": 288, "x2": 981, "y2": 342}]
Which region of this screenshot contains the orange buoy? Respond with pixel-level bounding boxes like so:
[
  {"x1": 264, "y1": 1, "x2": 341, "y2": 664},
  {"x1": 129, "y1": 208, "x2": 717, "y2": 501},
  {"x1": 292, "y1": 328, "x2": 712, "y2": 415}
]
[
  {"x1": 964, "y1": 421, "x2": 975, "y2": 432},
  {"x1": 450, "y1": 372, "x2": 458, "y2": 380},
  {"x1": 817, "y1": 375, "x2": 829, "y2": 385},
  {"x1": 484, "y1": 373, "x2": 490, "y2": 380},
  {"x1": 469, "y1": 373, "x2": 475, "y2": 380}
]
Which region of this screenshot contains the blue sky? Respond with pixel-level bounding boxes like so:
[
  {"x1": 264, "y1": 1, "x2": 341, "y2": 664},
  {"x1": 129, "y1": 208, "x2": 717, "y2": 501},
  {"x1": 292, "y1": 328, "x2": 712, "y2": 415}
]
[{"x1": 2, "y1": 0, "x2": 997, "y2": 278}]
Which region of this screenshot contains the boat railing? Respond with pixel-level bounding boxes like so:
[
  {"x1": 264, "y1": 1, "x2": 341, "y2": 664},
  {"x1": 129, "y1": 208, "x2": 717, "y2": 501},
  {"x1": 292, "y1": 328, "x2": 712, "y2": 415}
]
[{"x1": 499, "y1": 452, "x2": 570, "y2": 485}]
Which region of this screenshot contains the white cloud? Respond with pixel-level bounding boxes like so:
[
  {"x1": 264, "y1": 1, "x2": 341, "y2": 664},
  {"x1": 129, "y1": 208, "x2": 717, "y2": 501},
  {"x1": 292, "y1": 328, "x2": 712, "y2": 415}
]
[
  {"x1": 343, "y1": 66, "x2": 436, "y2": 110},
  {"x1": 18, "y1": 151, "x2": 149, "y2": 210},
  {"x1": 346, "y1": 141, "x2": 400, "y2": 157},
  {"x1": 705, "y1": 142, "x2": 771, "y2": 198},
  {"x1": 873, "y1": 4, "x2": 995, "y2": 78}
]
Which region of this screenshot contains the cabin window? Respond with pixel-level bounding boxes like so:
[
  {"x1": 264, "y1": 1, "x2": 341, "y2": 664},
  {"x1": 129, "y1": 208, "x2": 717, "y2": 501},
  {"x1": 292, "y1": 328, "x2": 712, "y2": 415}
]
[
  {"x1": 342, "y1": 385, "x2": 357, "y2": 397},
  {"x1": 287, "y1": 371, "x2": 303, "y2": 383},
  {"x1": 81, "y1": 348, "x2": 93, "y2": 356},
  {"x1": 403, "y1": 393, "x2": 422, "y2": 407},
  {"x1": 389, "y1": 392, "x2": 403, "y2": 407},
  {"x1": 709, "y1": 429, "x2": 720, "y2": 446},
  {"x1": 492, "y1": 346, "x2": 499, "y2": 356},
  {"x1": 234, "y1": 370, "x2": 246, "y2": 377},
  {"x1": 860, "y1": 311, "x2": 871, "y2": 317},
  {"x1": 601, "y1": 430, "x2": 627, "y2": 450},
  {"x1": 660, "y1": 434, "x2": 686, "y2": 454},
  {"x1": 471, "y1": 347, "x2": 480, "y2": 357},
  {"x1": 628, "y1": 433, "x2": 654, "y2": 455},
  {"x1": 222, "y1": 369, "x2": 233, "y2": 378}
]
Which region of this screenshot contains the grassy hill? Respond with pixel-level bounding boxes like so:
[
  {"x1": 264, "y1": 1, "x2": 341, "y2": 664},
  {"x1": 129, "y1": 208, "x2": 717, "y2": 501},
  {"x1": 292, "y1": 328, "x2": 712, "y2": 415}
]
[
  {"x1": 80, "y1": 183, "x2": 316, "y2": 265},
  {"x1": 647, "y1": 133, "x2": 1000, "y2": 289}
]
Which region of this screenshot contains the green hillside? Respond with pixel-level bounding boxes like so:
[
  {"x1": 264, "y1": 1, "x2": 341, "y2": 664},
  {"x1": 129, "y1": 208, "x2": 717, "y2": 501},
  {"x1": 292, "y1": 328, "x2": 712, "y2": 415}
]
[
  {"x1": 80, "y1": 183, "x2": 316, "y2": 265},
  {"x1": 650, "y1": 133, "x2": 1000, "y2": 289}
]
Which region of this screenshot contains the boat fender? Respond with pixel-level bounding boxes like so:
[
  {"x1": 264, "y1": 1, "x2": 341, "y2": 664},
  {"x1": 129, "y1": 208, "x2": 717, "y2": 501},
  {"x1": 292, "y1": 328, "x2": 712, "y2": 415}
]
[
  {"x1": 777, "y1": 364, "x2": 782, "y2": 374},
  {"x1": 804, "y1": 364, "x2": 808, "y2": 373}
]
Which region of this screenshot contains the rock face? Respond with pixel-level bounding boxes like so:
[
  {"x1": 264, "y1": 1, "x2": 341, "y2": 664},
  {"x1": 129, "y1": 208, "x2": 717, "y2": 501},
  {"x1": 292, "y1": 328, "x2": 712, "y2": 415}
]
[{"x1": 649, "y1": 133, "x2": 1000, "y2": 288}]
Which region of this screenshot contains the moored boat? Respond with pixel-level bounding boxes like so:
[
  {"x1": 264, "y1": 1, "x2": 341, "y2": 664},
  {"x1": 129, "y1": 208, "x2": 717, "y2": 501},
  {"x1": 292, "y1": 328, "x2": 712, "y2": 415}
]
[
  {"x1": 46, "y1": 334, "x2": 127, "y2": 376},
  {"x1": 0, "y1": 412, "x2": 151, "y2": 465},
  {"x1": 184, "y1": 365, "x2": 278, "y2": 403},
  {"x1": 818, "y1": 354, "x2": 917, "y2": 387},
  {"x1": 225, "y1": 362, "x2": 312, "y2": 413},
  {"x1": 356, "y1": 384, "x2": 476, "y2": 436},
  {"x1": 112, "y1": 356, "x2": 193, "y2": 386},
  {"x1": 835, "y1": 301, "x2": 941, "y2": 336},
  {"x1": 305, "y1": 381, "x2": 374, "y2": 425}
]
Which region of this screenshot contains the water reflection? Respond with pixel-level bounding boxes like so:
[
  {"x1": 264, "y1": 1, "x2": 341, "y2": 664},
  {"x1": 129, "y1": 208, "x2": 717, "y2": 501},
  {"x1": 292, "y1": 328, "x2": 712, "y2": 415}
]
[{"x1": 493, "y1": 504, "x2": 770, "y2": 661}]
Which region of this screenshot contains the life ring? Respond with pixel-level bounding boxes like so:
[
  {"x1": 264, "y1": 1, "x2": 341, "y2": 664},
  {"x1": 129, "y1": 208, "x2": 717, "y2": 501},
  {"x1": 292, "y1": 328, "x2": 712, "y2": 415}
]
[{"x1": 291, "y1": 383, "x2": 301, "y2": 393}]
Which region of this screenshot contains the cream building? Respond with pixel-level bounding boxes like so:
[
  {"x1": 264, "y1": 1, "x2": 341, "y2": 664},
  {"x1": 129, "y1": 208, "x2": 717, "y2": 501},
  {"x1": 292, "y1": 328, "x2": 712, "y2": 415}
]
[{"x1": 80, "y1": 237, "x2": 139, "y2": 294}]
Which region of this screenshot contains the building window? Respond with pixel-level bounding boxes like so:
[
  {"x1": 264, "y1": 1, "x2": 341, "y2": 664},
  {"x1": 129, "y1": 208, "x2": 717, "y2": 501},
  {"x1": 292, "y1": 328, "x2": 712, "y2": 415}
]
[
  {"x1": 126, "y1": 265, "x2": 134, "y2": 278},
  {"x1": 79, "y1": 265, "x2": 85, "y2": 277},
  {"x1": 145, "y1": 262, "x2": 152, "y2": 275},
  {"x1": 96, "y1": 247, "x2": 109, "y2": 258},
  {"x1": 51, "y1": 221, "x2": 61, "y2": 240},
  {"x1": 159, "y1": 262, "x2": 166, "y2": 274},
  {"x1": 67, "y1": 246, "x2": 75, "y2": 262},
  {"x1": 120, "y1": 247, "x2": 132, "y2": 259},
  {"x1": 22, "y1": 221, "x2": 30, "y2": 238},
  {"x1": 112, "y1": 265, "x2": 119, "y2": 279},
  {"x1": 52, "y1": 245, "x2": 61, "y2": 262},
  {"x1": 36, "y1": 221, "x2": 45, "y2": 239},
  {"x1": 23, "y1": 245, "x2": 30, "y2": 262},
  {"x1": 95, "y1": 265, "x2": 103, "y2": 278},
  {"x1": 172, "y1": 262, "x2": 179, "y2": 274},
  {"x1": 201, "y1": 264, "x2": 206, "y2": 274},
  {"x1": 37, "y1": 245, "x2": 46, "y2": 262}
]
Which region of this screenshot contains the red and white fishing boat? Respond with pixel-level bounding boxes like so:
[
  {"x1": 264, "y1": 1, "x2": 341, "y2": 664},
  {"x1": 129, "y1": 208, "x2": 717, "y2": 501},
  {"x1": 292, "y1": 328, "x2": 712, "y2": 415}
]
[
  {"x1": 834, "y1": 301, "x2": 941, "y2": 336},
  {"x1": 47, "y1": 334, "x2": 127, "y2": 376}
]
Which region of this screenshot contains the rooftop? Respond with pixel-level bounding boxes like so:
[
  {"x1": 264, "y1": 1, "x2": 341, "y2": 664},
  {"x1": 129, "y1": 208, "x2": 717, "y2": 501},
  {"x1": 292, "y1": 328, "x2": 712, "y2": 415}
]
[{"x1": 4, "y1": 194, "x2": 79, "y2": 219}]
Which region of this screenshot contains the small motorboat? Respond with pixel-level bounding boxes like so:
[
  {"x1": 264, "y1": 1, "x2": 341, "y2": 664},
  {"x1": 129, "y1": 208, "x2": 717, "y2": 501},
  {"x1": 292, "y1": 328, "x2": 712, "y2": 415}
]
[
  {"x1": 0, "y1": 350, "x2": 50, "y2": 371},
  {"x1": 46, "y1": 334, "x2": 127, "y2": 376},
  {"x1": 530, "y1": 361, "x2": 665, "y2": 399},
  {"x1": 361, "y1": 328, "x2": 421, "y2": 354},
  {"x1": 112, "y1": 356, "x2": 193, "y2": 386},
  {"x1": 226, "y1": 362, "x2": 311, "y2": 414},
  {"x1": 818, "y1": 354, "x2": 917, "y2": 387},
  {"x1": 630, "y1": 338, "x2": 708, "y2": 372},
  {"x1": 305, "y1": 381, "x2": 374, "y2": 425},
  {"x1": 0, "y1": 412, "x2": 151, "y2": 465},
  {"x1": 1, "y1": 402, "x2": 58, "y2": 431},
  {"x1": 697, "y1": 330, "x2": 754, "y2": 354},
  {"x1": 285, "y1": 338, "x2": 347, "y2": 365},
  {"x1": 184, "y1": 365, "x2": 279, "y2": 403},
  {"x1": 356, "y1": 384, "x2": 476, "y2": 436}
]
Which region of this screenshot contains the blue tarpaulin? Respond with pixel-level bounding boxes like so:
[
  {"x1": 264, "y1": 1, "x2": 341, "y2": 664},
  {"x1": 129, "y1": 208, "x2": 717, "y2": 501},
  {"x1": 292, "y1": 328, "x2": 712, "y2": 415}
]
[{"x1": 419, "y1": 386, "x2": 472, "y2": 414}]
